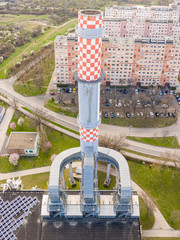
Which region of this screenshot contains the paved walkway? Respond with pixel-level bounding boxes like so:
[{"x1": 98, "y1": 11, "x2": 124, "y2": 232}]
[
  {"x1": 121, "y1": 150, "x2": 180, "y2": 168},
  {"x1": 1, "y1": 162, "x2": 180, "y2": 238},
  {"x1": 0, "y1": 107, "x2": 14, "y2": 154}
]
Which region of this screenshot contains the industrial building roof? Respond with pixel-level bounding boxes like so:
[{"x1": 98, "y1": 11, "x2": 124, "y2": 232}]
[
  {"x1": 6, "y1": 132, "x2": 38, "y2": 149},
  {"x1": 0, "y1": 191, "x2": 141, "y2": 240}
]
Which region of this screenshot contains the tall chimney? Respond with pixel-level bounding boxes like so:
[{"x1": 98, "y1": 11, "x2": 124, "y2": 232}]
[{"x1": 75, "y1": 10, "x2": 104, "y2": 207}]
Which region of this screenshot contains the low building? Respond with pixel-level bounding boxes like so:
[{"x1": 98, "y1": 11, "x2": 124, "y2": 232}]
[
  {"x1": 6, "y1": 132, "x2": 39, "y2": 156},
  {"x1": 0, "y1": 106, "x2": 5, "y2": 122}
]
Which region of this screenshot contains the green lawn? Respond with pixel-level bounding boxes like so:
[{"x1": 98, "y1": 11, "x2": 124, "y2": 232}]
[
  {"x1": 139, "y1": 197, "x2": 155, "y2": 230},
  {"x1": 128, "y1": 159, "x2": 180, "y2": 229},
  {"x1": 0, "y1": 19, "x2": 77, "y2": 79},
  {"x1": 0, "y1": 111, "x2": 80, "y2": 173},
  {"x1": 0, "y1": 14, "x2": 49, "y2": 25},
  {"x1": 127, "y1": 136, "x2": 180, "y2": 148},
  {"x1": 102, "y1": 117, "x2": 176, "y2": 128},
  {"x1": 13, "y1": 52, "x2": 55, "y2": 96},
  {"x1": 0, "y1": 99, "x2": 9, "y2": 109},
  {"x1": 44, "y1": 99, "x2": 78, "y2": 118}
]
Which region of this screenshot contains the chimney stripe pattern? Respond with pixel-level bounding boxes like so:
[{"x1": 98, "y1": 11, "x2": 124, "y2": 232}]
[
  {"x1": 78, "y1": 37, "x2": 102, "y2": 81},
  {"x1": 77, "y1": 10, "x2": 103, "y2": 145},
  {"x1": 80, "y1": 126, "x2": 99, "y2": 142},
  {"x1": 78, "y1": 14, "x2": 103, "y2": 29}
]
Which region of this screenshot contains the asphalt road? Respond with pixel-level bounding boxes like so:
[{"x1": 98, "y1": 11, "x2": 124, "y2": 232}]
[{"x1": 1, "y1": 78, "x2": 180, "y2": 158}]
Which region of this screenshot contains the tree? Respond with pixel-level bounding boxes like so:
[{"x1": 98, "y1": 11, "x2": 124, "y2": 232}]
[
  {"x1": 99, "y1": 134, "x2": 127, "y2": 150},
  {"x1": 51, "y1": 154, "x2": 57, "y2": 162},
  {"x1": 17, "y1": 117, "x2": 24, "y2": 126},
  {"x1": 44, "y1": 141, "x2": 52, "y2": 156},
  {"x1": 10, "y1": 122, "x2": 16, "y2": 130},
  {"x1": 9, "y1": 153, "x2": 19, "y2": 165}
]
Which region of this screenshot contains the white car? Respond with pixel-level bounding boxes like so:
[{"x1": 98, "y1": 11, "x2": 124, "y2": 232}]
[
  {"x1": 116, "y1": 112, "x2": 120, "y2": 118},
  {"x1": 150, "y1": 112, "x2": 154, "y2": 118}
]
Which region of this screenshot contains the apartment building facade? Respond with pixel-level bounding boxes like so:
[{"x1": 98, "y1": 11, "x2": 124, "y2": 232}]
[
  {"x1": 103, "y1": 19, "x2": 180, "y2": 40},
  {"x1": 105, "y1": 4, "x2": 180, "y2": 22},
  {"x1": 53, "y1": 34, "x2": 180, "y2": 87}
]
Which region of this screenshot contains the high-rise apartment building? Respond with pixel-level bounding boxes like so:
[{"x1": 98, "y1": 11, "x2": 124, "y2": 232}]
[
  {"x1": 103, "y1": 19, "x2": 180, "y2": 40},
  {"x1": 105, "y1": 3, "x2": 180, "y2": 22},
  {"x1": 53, "y1": 34, "x2": 180, "y2": 87}
]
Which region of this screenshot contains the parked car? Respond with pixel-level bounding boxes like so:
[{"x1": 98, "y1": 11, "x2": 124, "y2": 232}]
[
  {"x1": 73, "y1": 88, "x2": 76, "y2": 93},
  {"x1": 105, "y1": 102, "x2": 109, "y2": 107},
  {"x1": 50, "y1": 91, "x2": 56, "y2": 95},
  {"x1": 104, "y1": 112, "x2": 108, "y2": 118},
  {"x1": 140, "y1": 112, "x2": 144, "y2": 118},
  {"x1": 155, "y1": 112, "x2": 159, "y2": 117},
  {"x1": 162, "y1": 104, "x2": 168, "y2": 108},
  {"x1": 116, "y1": 112, "x2": 120, "y2": 118},
  {"x1": 109, "y1": 99, "x2": 112, "y2": 104},
  {"x1": 69, "y1": 88, "x2": 72, "y2": 93},
  {"x1": 150, "y1": 112, "x2": 154, "y2": 118},
  {"x1": 126, "y1": 112, "x2": 130, "y2": 118},
  {"x1": 131, "y1": 112, "x2": 134, "y2": 118},
  {"x1": 57, "y1": 88, "x2": 61, "y2": 93},
  {"x1": 110, "y1": 112, "x2": 114, "y2": 118},
  {"x1": 135, "y1": 89, "x2": 138, "y2": 94}
]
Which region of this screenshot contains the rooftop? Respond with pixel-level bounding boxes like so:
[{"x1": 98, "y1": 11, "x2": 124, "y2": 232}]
[
  {"x1": 7, "y1": 132, "x2": 38, "y2": 149},
  {"x1": 0, "y1": 191, "x2": 141, "y2": 240}
]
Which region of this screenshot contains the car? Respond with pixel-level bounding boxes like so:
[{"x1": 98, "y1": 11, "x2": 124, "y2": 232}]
[
  {"x1": 136, "y1": 112, "x2": 140, "y2": 118},
  {"x1": 126, "y1": 112, "x2": 130, "y2": 118},
  {"x1": 150, "y1": 112, "x2": 154, "y2": 118},
  {"x1": 110, "y1": 89, "x2": 113, "y2": 94},
  {"x1": 105, "y1": 102, "x2": 109, "y2": 107},
  {"x1": 178, "y1": 101, "x2": 180, "y2": 105},
  {"x1": 177, "y1": 98, "x2": 180, "y2": 102},
  {"x1": 104, "y1": 112, "x2": 108, "y2": 118},
  {"x1": 115, "y1": 100, "x2": 122, "y2": 107},
  {"x1": 165, "y1": 113, "x2": 169, "y2": 118},
  {"x1": 109, "y1": 99, "x2": 112, "y2": 104},
  {"x1": 110, "y1": 112, "x2": 114, "y2": 118},
  {"x1": 131, "y1": 112, "x2": 134, "y2": 118},
  {"x1": 146, "y1": 113, "x2": 150, "y2": 118},
  {"x1": 159, "y1": 112, "x2": 163, "y2": 118},
  {"x1": 135, "y1": 89, "x2": 138, "y2": 94},
  {"x1": 116, "y1": 89, "x2": 120, "y2": 94},
  {"x1": 137, "y1": 100, "x2": 141, "y2": 105},
  {"x1": 57, "y1": 88, "x2": 61, "y2": 93},
  {"x1": 69, "y1": 88, "x2": 72, "y2": 93},
  {"x1": 116, "y1": 112, "x2": 120, "y2": 118},
  {"x1": 106, "y1": 88, "x2": 109, "y2": 93},
  {"x1": 50, "y1": 91, "x2": 56, "y2": 95},
  {"x1": 73, "y1": 88, "x2": 76, "y2": 93},
  {"x1": 155, "y1": 112, "x2": 159, "y2": 117},
  {"x1": 168, "y1": 112, "x2": 172, "y2": 117},
  {"x1": 162, "y1": 104, "x2": 168, "y2": 108},
  {"x1": 170, "y1": 90, "x2": 174, "y2": 95},
  {"x1": 66, "y1": 89, "x2": 69, "y2": 93},
  {"x1": 123, "y1": 89, "x2": 127, "y2": 94},
  {"x1": 140, "y1": 112, "x2": 144, "y2": 118}
]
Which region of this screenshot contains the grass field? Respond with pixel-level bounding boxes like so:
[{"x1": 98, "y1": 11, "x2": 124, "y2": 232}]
[
  {"x1": 0, "y1": 14, "x2": 49, "y2": 25},
  {"x1": 0, "y1": 111, "x2": 80, "y2": 173},
  {"x1": 0, "y1": 19, "x2": 77, "y2": 79},
  {"x1": 102, "y1": 117, "x2": 176, "y2": 128},
  {"x1": 139, "y1": 197, "x2": 155, "y2": 230},
  {"x1": 44, "y1": 99, "x2": 78, "y2": 118},
  {"x1": 13, "y1": 52, "x2": 55, "y2": 96},
  {"x1": 127, "y1": 136, "x2": 180, "y2": 148},
  {"x1": 128, "y1": 159, "x2": 180, "y2": 229}
]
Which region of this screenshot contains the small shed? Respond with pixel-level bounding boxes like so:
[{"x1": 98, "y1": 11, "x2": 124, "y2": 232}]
[
  {"x1": 0, "y1": 106, "x2": 5, "y2": 122},
  {"x1": 6, "y1": 132, "x2": 39, "y2": 156}
]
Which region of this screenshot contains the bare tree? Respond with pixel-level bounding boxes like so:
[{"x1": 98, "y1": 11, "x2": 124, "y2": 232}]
[{"x1": 99, "y1": 134, "x2": 127, "y2": 150}]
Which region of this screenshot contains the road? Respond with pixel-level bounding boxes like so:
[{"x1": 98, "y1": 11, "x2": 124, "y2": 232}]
[
  {"x1": 1, "y1": 79, "x2": 180, "y2": 159},
  {"x1": 0, "y1": 107, "x2": 14, "y2": 154}
]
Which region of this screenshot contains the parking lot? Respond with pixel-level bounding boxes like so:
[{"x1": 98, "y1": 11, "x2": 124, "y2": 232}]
[{"x1": 51, "y1": 86, "x2": 178, "y2": 127}]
